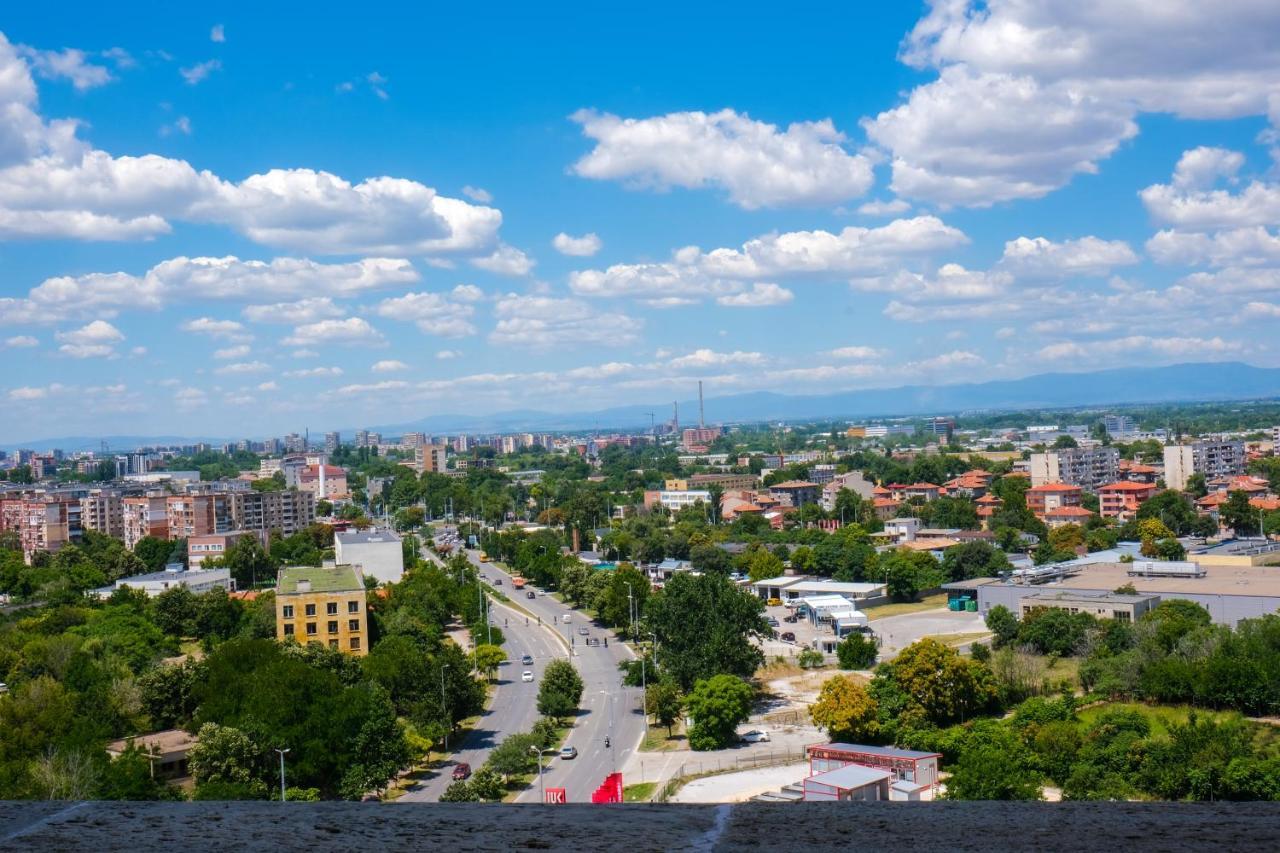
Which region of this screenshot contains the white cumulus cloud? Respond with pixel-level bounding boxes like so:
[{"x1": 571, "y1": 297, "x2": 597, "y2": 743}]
[
  {"x1": 552, "y1": 232, "x2": 603, "y2": 257},
  {"x1": 571, "y1": 108, "x2": 875, "y2": 209}
]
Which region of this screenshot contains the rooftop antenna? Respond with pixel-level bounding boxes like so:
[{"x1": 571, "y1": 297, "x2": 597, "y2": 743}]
[
  {"x1": 646, "y1": 412, "x2": 655, "y2": 435},
  {"x1": 698, "y1": 380, "x2": 705, "y2": 429},
  {"x1": 673, "y1": 400, "x2": 679, "y2": 435}
]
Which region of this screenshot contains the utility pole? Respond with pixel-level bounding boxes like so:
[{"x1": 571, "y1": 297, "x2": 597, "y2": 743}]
[
  {"x1": 274, "y1": 748, "x2": 290, "y2": 802},
  {"x1": 531, "y1": 745, "x2": 545, "y2": 803}
]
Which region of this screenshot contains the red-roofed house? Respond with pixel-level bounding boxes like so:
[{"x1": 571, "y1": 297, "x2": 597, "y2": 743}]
[
  {"x1": 1041, "y1": 505, "x2": 1095, "y2": 529},
  {"x1": 1098, "y1": 481, "x2": 1157, "y2": 519}
]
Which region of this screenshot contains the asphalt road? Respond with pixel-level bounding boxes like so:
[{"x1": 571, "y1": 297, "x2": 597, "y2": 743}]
[
  {"x1": 396, "y1": 563, "x2": 564, "y2": 802},
  {"x1": 473, "y1": 551, "x2": 646, "y2": 804}
]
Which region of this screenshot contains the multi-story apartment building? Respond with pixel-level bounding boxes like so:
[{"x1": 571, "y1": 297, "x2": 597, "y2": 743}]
[
  {"x1": 643, "y1": 489, "x2": 713, "y2": 512},
  {"x1": 401, "y1": 432, "x2": 428, "y2": 448},
  {"x1": 1025, "y1": 483, "x2": 1084, "y2": 519},
  {"x1": 1098, "y1": 481, "x2": 1157, "y2": 519},
  {"x1": 324, "y1": 431, "x2": 341, "y2": 453},
  {"x1": 681, "y1": 426, "x2": 722, "y2": 451},
  {"x1": 1029, "y1": 447, "x2": 1120, "y2": 492},
  {"x1": 1102, "y1": 414, "x2": 1137, "y2": 436},
  {"x1": 0, "y1": 498, "x2": 72, "y2": 562},
  {"x1": 122, "y1": 495, "x2": 170, "y2": 549},
  {"x1": 413, "y1": 444, "x2": 448, "y2": 474},
  {"x1": 165, "y1": 494, "x2": 233, "y2": 540},
  {"x1": 298, "y1": 464, "x2": 347, "y2": 500},
  {"x1": 229, "y1": 489, "x2": 316, "y2": 537},
  {"x1": 81, "y1": 490, "x2": 124, "y2": 539},
  {"x1": 1163, "y1": 440, "x2": 1246, "y2": 491},
  {"x1": 355, "y1": 430, "x2": 370, "y2": 448},
  {"x1": 452, "y1": 434, "x2": 470, "y2": 453},
  {"x1": 276, "y1": 565, "x2": 369, "y2": 656}
]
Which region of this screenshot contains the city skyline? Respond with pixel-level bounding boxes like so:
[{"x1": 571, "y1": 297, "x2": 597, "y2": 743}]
[{"x1": 4, "y1": 3, "x2": 1280, "y2": 440}]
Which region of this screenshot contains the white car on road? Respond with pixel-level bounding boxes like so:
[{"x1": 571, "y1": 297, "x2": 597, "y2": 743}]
[
  {"x1": 739, "y1": 729, "x2": 770, "y2": 743},
  {"x1": 521, "y1": 670, "x2": 534, "y2": 683}
]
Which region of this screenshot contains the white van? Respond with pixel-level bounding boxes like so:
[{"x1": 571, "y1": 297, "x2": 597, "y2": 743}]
[{"x1": 562, "y1": 613, "x2": 572, "y2": 624}]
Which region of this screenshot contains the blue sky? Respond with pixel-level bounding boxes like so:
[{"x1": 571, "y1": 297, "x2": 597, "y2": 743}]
[{"x1": 3, "y1": 2, "x2": 1280, "y2": 443}]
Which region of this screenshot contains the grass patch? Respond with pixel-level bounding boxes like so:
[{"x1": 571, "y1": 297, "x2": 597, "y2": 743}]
[
  {"x1": 641, "y1": 722, "x2": 687, "y2": 753},
  {"x1": 756, "y1": 658, "x2": 808, "y2": 680},
  {"x1": 1077, "y1": 702, "x2": 1239, "y2": 739},
  {"x1": 624, "y1": 782, "x2": 657, "y2": 802},
  {"x1": 864, "y1": 593, "x2": 948, "y2": 620}
]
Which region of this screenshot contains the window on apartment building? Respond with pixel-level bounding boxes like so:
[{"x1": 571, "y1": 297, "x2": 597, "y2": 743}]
[
  {"x1": 305, "y1": 623, "x2": 317, "y2": 636},
  {"x1": 282, "y1": 605, "x2": 294, "y2": 618},
  {"x1": 349, "y1": 637, "x2": 361, "y2": 651},
  {"x1": 305, "y1": 603, "x2": 316, "y2": 617},
  {"x1": 283, "y1": 623, "x2": 294, "y2": 636},
  {"x1": 348, "y1": 600, "x2": 360, "y2": 613},
  {"x1": 348, "y1": 619, "x2": 360, "y2": 631},
  {"x1": 325, "y1": 602, "x2": 336, "y2": 615},
  {"x1": 327, "y1": 620, "x2": 338, "y2": 635}
]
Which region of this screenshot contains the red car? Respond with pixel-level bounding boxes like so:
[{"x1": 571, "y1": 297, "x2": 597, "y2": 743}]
[{"x1": 452, "y1": 762, "x2": 471, "y2": 781}]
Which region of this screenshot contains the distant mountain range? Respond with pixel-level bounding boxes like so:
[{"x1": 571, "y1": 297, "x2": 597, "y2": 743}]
[
  {"x1": 370, "y1": 362, "x2": 1280, "y2": 435},
  {"x1": 11, "y1": 362, "x2": 1280, "y2": 452}
]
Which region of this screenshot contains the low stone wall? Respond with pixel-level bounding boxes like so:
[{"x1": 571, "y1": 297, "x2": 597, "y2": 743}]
[{"x1": 4, "y1": 800, "x2": 1280, "y2": 852}]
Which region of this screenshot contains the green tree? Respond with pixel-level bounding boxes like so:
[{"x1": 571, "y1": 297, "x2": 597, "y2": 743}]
[
  {"x1": 189, "y1": 723, "x2": 267, "y2": 799},
  {"x1": 985, "y1": 605, "x2": 1019, "y2": 647},
  {"x1": 469, "y1": 765, "x2": 506, "y2": 801},
  {"x1": 645, "y1": 679, "x2": 685, "y2": 737},
  {"x1": 97, "y1": 745, "x2": 183, "y2": 800},
  {"x1": 151, "y1": 586, "x2": 198, "y2": 636},
  {"x1": 810, "y1": 675, "x2": 879, "y2": 742},
  {"x1": 941, "y1": 541, "x2": 1011, "y2": 583},
  {"x1": 1016, "y1": 608, "x2": 1096, "y2": 656},
  {"x1": 685, "y1": 674, "x2": 754, "y2": 751},
  {"x1": 875, "y1": 638, "x2": 997, "y2": 727},
  {"x1": 339, "y1": 685, "x2": 410, "y2": 799},
  {"x1": 645, "y1": 572, "x2": 769, "y2": 690},
  {"x1": 596, "y1": 563, "x2": 650, "y2": 633},
  {"x1": 537, "y1": 659, "x2": 584, "y2": 720},
  {"x1": 440, "y1": 780, "x2": 479, "y2": 801},
  {"x1": 946, "y1": 738, "x2": 1042, "y2": 800},
  {"x1": 745, "y1": 548, "x2": 785, "y2": 582},
  {"x1": 883, "y1": 550, "x2": 946, "y2": 601},
  {"x1": 1219, "y1": 490, "x2": 1261, "y2": 537},
  {"x1": 133, "y1": 537, "x2": 175, "y2": 572},
  {"x1": 836, "y1": 632, "x2": 878, "y2": 669},
  {"x1": 487, "y1": 732, "x2": 541, "y2": 781},
  {"x1": 474, "y1": 643, "x2": 507, "y2": 682}
]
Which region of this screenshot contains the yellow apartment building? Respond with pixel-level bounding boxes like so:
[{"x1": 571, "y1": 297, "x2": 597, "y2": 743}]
[{"x1": 275, "y1": 564, "x2": 369, "y2": 656}]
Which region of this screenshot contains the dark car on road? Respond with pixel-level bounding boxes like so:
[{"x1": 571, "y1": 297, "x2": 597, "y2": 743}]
[
  {"x1": 780, "y1": 631, "x2": 796, "y2": 642},
  {"x1": 452, "y1": 762, "x2": 471, "y2": 780},
  {"x1": 521, "y1": 654, "x2": 534, "y2": 665},
  {"x1": 526, "y1": 591, "x2": 536, "y2": 599}
]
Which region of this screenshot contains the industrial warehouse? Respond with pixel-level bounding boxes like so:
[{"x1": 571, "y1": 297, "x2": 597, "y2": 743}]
[{"x1": 945, "y1": 557, "x2": 1280, "y2": 627}]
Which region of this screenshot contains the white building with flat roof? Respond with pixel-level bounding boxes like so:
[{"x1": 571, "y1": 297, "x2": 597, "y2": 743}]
[
  {"x1": 334, "y1": 529, "x2": 405, "y2": 584},
  {"x1": 752, "y1": 576, "x2": 885, "y2": 602}
]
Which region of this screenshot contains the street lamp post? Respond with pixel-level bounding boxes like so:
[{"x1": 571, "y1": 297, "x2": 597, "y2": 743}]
[
  {"x1": 439, "y1": 664, "x2": 450, "y2": 752},
  {"x1": 530, "y1": 745, "x2": 545, "y2": 803},
  {"x1": 624, "y1": 582, "x2": 634, "y2": 642},
  {"x1": 274, "y1": 748, "x2": 290, "y2": 802}
]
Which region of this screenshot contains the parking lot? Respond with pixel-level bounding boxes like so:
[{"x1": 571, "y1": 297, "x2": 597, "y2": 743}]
[{"x1": 756, "y1": 600, "x2": 989, "y2": 663}]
